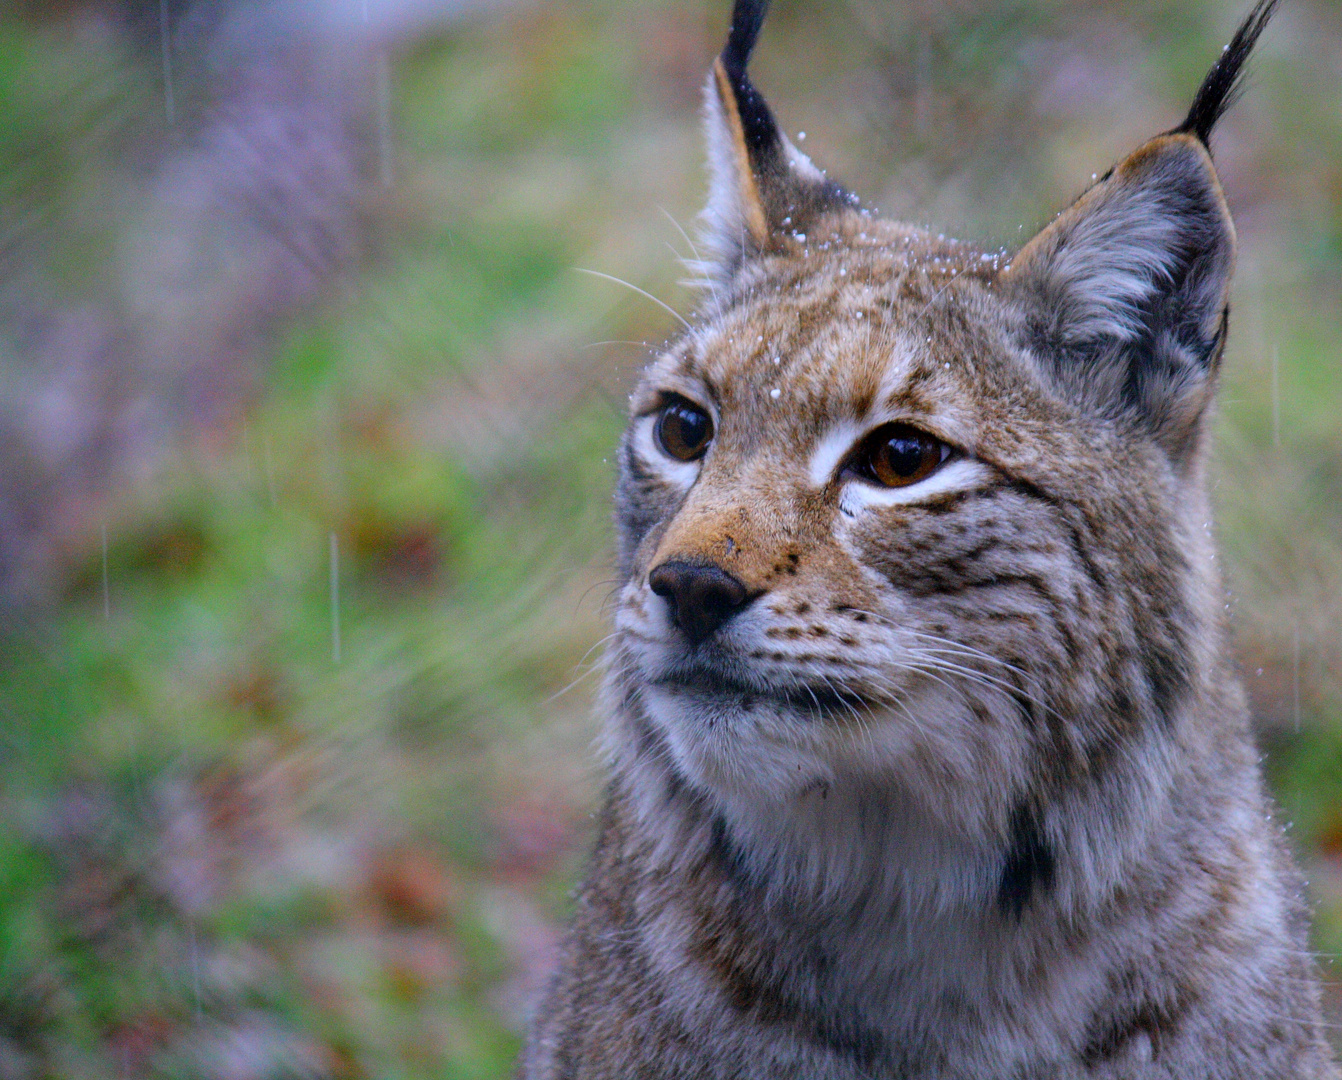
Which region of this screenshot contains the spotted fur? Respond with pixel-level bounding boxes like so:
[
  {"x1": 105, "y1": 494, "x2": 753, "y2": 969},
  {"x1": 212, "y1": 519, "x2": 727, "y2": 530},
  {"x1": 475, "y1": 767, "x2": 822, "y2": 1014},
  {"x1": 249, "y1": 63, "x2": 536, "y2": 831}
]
[{"x1": 519, "y1": 1, "x2": 1337, "y2": 1076}]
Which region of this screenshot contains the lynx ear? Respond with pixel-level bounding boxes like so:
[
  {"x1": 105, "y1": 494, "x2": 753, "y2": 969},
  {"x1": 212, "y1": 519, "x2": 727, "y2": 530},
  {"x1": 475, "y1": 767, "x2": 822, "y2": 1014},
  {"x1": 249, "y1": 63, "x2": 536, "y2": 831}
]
[
  {"x1": 1003, "y1": 135, "x2": 1235, "y2": 462},
  {"x1": 699, "y1": 0, "x2": 850, "y2": 284},
  {"x1": 1003, "y1": 0, "x2": 1276, "y2": 465}
]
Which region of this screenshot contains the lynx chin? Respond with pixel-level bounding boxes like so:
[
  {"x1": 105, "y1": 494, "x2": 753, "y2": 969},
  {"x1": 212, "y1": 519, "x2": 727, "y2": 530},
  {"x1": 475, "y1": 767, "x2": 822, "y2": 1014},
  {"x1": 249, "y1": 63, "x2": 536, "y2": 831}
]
[{"x1": 518, "y1": 1, "x2": 1338, "y2": 1076}]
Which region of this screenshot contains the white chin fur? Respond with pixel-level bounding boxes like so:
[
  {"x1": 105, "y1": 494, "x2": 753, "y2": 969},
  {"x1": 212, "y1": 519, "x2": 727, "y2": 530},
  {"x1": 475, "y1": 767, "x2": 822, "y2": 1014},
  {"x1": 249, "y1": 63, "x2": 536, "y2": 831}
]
[{"x1": 642, "y1": 683, "x2": 840, "y2": 804}]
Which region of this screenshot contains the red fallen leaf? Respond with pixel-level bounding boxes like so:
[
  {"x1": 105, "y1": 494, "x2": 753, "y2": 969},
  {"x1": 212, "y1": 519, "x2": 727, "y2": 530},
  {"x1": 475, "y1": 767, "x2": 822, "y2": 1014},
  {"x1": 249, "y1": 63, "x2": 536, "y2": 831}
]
[
  {"x1": 132, "y1": 521, "x2": 210, "y2": 576},
  {"x1": 367, "y1": 847, "x2": 460, "y2": 927},
  {"x1": 381, "y1": 932, "x2": 461, "y2": 1002},
  {"x1": 489, "y1": 790, "x2": 579, "y2": 880},
  {"x1": 222, "y1": 663, "x2": 290, "y2": 722},
  {"x1": 345, "y1": 404, "x2": 394, "y2": 449},
  {"x1": 1315, "y1": 814, "x2": 1342, "y2": 859},
  {"x1": 347, "y1": 516, "x2": 444, "y2": 586},
  {"x1": 319, "y1": 1039, "x2": 368, "y2": 1080},
  {"x1": 58, "y1": 861, "x2": 135, "y2": 943},
  {"x1": 107, "y1": 1014, "x2": 177, "y2": 1073}
]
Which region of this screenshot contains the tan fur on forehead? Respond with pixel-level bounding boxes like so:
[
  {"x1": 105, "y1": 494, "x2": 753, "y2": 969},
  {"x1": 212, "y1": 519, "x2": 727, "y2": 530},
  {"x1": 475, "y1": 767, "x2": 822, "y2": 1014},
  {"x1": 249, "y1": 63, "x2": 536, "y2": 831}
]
[
  {"x1": 642, "y1": 215, "x2": 1011, "y2": 430},
  {"x1": 731, "y1": 213, "x2": 1005, "y2": 289}
]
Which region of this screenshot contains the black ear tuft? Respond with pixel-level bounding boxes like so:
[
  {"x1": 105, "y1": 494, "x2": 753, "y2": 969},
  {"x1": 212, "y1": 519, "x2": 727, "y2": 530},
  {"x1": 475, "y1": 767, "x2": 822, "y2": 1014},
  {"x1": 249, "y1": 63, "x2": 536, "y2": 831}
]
[
  {"x1": 719, "y1": 0, "x2": 784, "y2": 169},
  {"x1": 722, "y1": 0, "x2": 770, "y2": 79},
  {"x1": 699, "y1": 0, "x2": 851, "y2": 284},
  {"x1": 1178, "y1": 0, "x2": 1279, "y2": 146}
]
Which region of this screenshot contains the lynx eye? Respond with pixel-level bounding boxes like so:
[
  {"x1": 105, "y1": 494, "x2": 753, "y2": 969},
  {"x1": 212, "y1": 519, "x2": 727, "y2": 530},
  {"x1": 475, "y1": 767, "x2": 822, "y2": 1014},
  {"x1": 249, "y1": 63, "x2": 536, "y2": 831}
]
[
  {"x1": 655, "y1": 397, "x2": 714, "y2": 462},
  {"x1": 847, "y1": 423, "x2": 950, "y2": 488}
]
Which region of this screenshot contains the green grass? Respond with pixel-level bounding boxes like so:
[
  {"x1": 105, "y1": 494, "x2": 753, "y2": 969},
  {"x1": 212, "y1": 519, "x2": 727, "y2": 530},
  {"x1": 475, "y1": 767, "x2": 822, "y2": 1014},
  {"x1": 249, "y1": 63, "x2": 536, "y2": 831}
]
[{"x1": 1, "y1": 0, "x2": 1340, "y2": 1075}]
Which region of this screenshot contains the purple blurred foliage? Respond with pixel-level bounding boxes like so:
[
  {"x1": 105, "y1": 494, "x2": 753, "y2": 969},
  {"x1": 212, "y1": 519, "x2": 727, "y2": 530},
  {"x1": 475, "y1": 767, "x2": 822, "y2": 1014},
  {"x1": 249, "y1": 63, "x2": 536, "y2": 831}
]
[{"x1": 0, "y1": 0, "x2": 516, "y2": 613}]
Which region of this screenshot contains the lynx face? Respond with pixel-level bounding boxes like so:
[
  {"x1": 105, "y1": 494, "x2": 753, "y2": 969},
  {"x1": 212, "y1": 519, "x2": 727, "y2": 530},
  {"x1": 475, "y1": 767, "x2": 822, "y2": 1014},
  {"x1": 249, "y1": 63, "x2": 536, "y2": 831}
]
[
  {"x1": 521, "y1": 2, "x2": 1339, "y2": 1074},
  {"x1": 608, "y1": 79, "x2": 1233, "y2": 844}
]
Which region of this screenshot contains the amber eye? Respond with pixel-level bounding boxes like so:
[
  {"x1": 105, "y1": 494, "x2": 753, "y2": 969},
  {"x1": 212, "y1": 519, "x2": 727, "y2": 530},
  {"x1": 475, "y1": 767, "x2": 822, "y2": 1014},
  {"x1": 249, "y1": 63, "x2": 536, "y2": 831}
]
[
  {"x1": 656, "y1": 398, "x2": 714, "y2": 462},
  {"x1": 848, "y1": 423, "x2": 950, "y2": 488}
]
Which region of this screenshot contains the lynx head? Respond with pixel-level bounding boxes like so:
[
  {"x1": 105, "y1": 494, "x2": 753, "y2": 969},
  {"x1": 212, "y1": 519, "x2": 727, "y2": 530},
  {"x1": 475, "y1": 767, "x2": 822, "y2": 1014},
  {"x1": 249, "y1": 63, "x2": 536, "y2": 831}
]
[{"x1": 607, "y1": 0, "x2": 1276, "y2": 888}]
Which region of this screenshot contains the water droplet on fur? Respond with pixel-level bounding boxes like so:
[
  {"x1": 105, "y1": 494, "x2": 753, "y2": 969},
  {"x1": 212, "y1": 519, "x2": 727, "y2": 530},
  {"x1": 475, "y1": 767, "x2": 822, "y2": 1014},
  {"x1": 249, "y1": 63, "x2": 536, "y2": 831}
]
[
  {"x1": 770, "y1": 388, "x2": 781, "y2": 400},
  {"x1": 797, "y1": 131, "x2": 807, "y2": 141}
]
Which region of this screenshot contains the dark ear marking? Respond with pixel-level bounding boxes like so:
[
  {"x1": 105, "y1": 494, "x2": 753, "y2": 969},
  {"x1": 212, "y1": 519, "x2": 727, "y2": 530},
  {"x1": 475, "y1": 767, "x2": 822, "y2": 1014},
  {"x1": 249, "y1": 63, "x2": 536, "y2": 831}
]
[
  {"x1": 699, "y1": 0, "x2": 853, "y2": 281},
  {"x1": 1177, "y1": 0, "x2": 1279, "y2": 146},
  {"x1": 720, "y1": 0, "x2": 784, "y2": 170}
]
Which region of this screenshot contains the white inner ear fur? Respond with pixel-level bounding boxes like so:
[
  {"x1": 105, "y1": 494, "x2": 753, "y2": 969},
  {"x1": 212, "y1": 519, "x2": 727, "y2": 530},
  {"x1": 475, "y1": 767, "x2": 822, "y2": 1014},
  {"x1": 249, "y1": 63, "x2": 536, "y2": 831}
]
[
  {"x1": 838, "y1": 458, "x2": 991, "y2": 516},
  {"x1": 699, "y1": 69, "x2": 752, "y2": 275},
  {"x1": 697, "y1": 70, "x2": 828, "y2": 281},
  {"x1": 633, "y1": 413, "x2": 702, "y2": 490},
  {"x1": 1033, "y1": 181, "x2": 1186, "y2": 345}
]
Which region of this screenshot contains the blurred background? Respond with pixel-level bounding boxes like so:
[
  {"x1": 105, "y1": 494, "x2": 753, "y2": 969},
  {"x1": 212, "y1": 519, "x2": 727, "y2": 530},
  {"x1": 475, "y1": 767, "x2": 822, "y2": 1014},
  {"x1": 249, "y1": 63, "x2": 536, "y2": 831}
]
[{"x1": 0, "y1": 0, "x2": 1338, "y2": 1075}]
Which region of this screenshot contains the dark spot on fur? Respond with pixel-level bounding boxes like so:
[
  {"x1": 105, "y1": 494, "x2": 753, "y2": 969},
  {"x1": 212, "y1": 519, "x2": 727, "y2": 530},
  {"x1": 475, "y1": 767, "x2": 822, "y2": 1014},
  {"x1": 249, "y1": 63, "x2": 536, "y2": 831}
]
[
  {"x1": 690, "y1": 910, "x2": 889, "y2": 1072},
  {"x1": 839, "y1": 635, "x2": 857, "y2": 647},
  {"x1": 968, "y1": 700, "x2": 995, "y2": 726},
  {"x1": 1081, "y1": 971, "x2": 1194, "y2": 1066},
  {"x1": 1140, "y1": 633, "x2": 1191, "y2": 728},
  {"x1": 1009, "y1": 685, "x2": 1040, "y2": 731},
  {"x1": 998, "y1": 803, "x2": 1055, "y2": 918},
  {"x1": 917, "y1": 489, "x2": 974, "y2": 515},
  {"x1": 854, "y1": 613, "x2": 869, "y2": 623},
  {"x1": 799, "y1": 777, "x2": 831, "y2": 800},
  {"x1": 795, "y1": 602, "x2": 811, "y2": 615},
  {"x1": 708, "y1": 814, "x2": 751, "y2": 887},
  {"x1": 810, "y1": 626, "x2": 828, "y2": 637}
]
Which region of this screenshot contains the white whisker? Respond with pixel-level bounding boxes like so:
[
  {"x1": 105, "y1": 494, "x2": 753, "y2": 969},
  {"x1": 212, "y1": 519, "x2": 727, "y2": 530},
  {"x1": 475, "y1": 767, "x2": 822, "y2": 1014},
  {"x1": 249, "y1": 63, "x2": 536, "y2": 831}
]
[{"x1": 575, "y1": 268, "x2": 690, "y2": 329}]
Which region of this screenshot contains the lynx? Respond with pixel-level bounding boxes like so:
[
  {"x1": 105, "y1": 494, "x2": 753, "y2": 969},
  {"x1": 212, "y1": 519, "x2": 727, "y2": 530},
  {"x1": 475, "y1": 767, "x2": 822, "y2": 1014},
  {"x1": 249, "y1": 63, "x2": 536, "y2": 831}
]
[{"x1": 518, "y1": 1, "x2": 1338, "y2": 1076}]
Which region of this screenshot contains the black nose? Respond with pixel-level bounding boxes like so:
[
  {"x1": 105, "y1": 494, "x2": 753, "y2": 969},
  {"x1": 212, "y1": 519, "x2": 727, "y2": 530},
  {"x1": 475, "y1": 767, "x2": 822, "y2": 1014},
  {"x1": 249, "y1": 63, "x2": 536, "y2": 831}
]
[{"x1": 648, "y1": 560, "x2": 751, "y2": 645}]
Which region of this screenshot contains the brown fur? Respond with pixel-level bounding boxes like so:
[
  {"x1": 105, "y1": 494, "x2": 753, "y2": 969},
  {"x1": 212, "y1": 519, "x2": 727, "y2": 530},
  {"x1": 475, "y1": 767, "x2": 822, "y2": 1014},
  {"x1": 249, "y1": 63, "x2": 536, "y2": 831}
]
[{"x1": 520, "y1": 3, "x2": 1337, "y2": 1076}]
